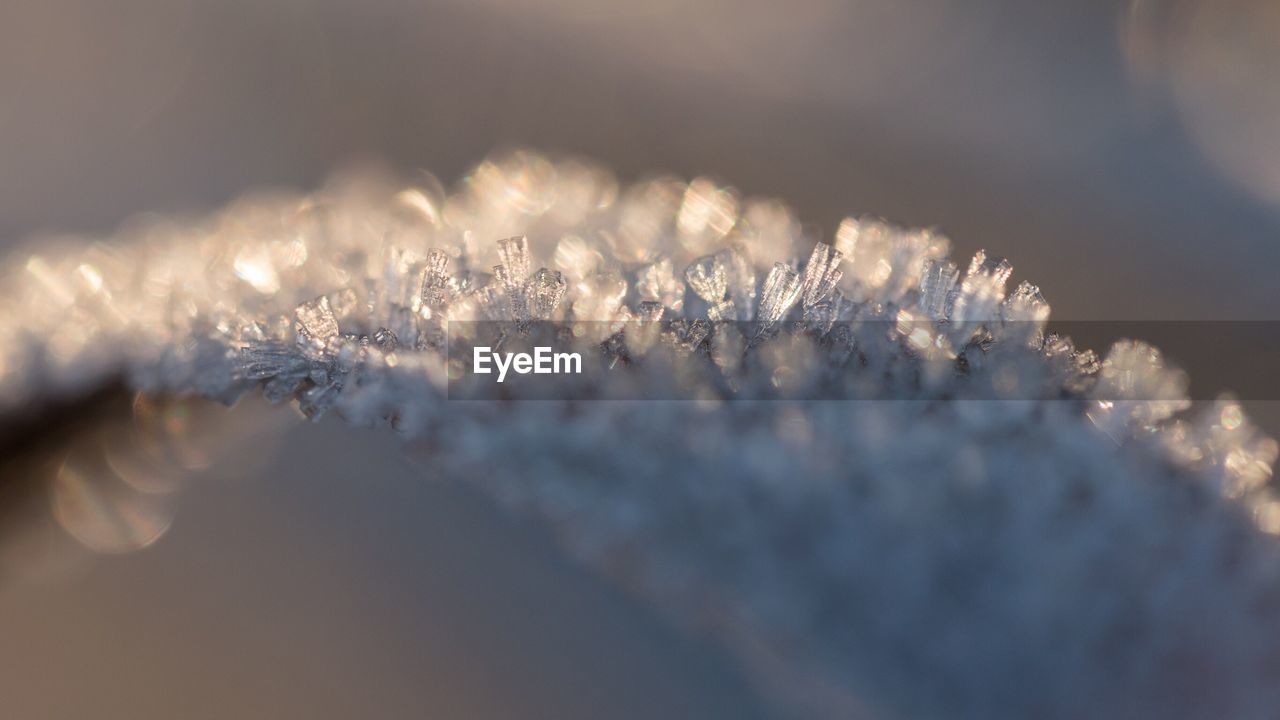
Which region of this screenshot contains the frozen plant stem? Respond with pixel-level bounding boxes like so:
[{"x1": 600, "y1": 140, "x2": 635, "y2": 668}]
[{"x1": 0, "y1": 150, "x2": 1277, "y2": 720}]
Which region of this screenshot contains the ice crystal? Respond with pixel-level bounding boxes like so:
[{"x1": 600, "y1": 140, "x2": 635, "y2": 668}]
[
  {"x1": 0, "y1": 150, "x2": 1277, "y2": 720},
  {"x1": 918, "y1": 257, "x2": 958, "y2": 319},
  {"x1": 527, "y1": 267, "x2": 568, "y2": 320},
  {"x1": 635, "y1": 258, "x2": 685, "y2": 312},
  {"x1": 759, "y1": 262, "x2": 803, "y2": 326},
  {"x1": 294, "y1": 295, "x2": 340, "y2": 349},
  {"x1": 947, "y1": 249, "x2": 1013, "y2": 347},
  {"x1": 798, "y1": 241, "x2": 844, "y2": 309},
  {"x1": 685, "y1": 252, "x2": 738, "y2": 322},
  {"x1": 420, "y1": 248, "x2": 453, "y2": 312},
  {"x1": 1087, "y1": 340, "x2": 1191, "y2": 439},
  {"x1": 718, "y1": 246, "x2": 757, "y2": 321},
  {"x1": 685, "y1": 253, "x2": 729, "y2": 305}
]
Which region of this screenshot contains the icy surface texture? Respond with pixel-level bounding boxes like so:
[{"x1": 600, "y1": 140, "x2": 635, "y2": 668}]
[{"x1": 0, "y1": 150, "x2": 1277, "y2": 719}]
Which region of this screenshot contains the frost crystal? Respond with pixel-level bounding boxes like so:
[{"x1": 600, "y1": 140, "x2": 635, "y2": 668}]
[
  {"x1": 685, "y1": 253, "x2": 736, "y2": 322},
  {"x1": 997, "y1": 280, "x2": 1050, "y2": 348},
  {"x1": 295, "y1": 295, "x2": 340, "y2": 349},
  {"x1": 527, "y1": 267, "x2": 568, "y2": 320},
  {"x1": 635, "y1": 258, "x2": 685, "y2": 312},
  {"x1": 947, "y1": 250, "x2": 1013, "y2": 345},
  {"x1": 1, "y1": 150, "x2": 1277, "y2": 720},
  {"x1": 719, "y1": 247, "x2": 757, "y2": 321},
  {"x1": 759, "y1": 262, "x2": 802, "y2": 325},
  {"x1": 1087, "y1": 340, "x2": 1191, "y2": 439},
  {"x1": 420, "y1": 248, "x2": 453, "y2": 311},
  {"x1": 918, "y1": 257, "x2": 958, "y2": 319},
  {"x1": 798, "y1": 241, "x2": 844, "y2": 308},
  {"x1": 496, "y1": 235, "x2": 531, "y2": 285},
  {"x1": 685, "y1": 253, "x2": 728, "y2": 304}
]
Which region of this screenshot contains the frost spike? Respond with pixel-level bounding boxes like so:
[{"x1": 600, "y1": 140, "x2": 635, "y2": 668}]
[
  {"x1": 999, "y1": 280, "x2": 1050, "y2": 347},
  {"x1": 685, "y1": 254, "x2": 728, "y2": 304},
  {"x1": 947, "y1": 250, "x2": 1012, "y2": 345},
  {"x1": 759, "y1": 262, "x2": 802, "y2": 325},
  {"x1": 295, "y1": 295, "x2": 339, "y2": 349},
  {"x1": 799, "y1": 242, "x2": 844, "y2": 308},
  {"x1": 420, "y1": 247, "x2": 453, "y2": 311},
  {"x1": 918, "y1": 258, "x2": 958, "y2": 320},
  {"x1": 528, "y1": 267, "x2": 568, "y2": 320},
  {"x1": 496, "y1": 236, "x2": 531, "y2": 286}
]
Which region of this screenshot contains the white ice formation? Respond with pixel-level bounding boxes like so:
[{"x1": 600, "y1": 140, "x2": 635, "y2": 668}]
[{"x1": 1, "y1": 151, "x2": 1278, "y2": 719}]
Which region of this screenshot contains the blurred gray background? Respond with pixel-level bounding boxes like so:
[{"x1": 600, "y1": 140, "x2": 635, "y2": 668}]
[
  {"x1": 3, "y1": 0, "x2": 1279, "y2": 318},
  {"x1": 1, "y1": 0, "x2": 1277, "y2": 717}
]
